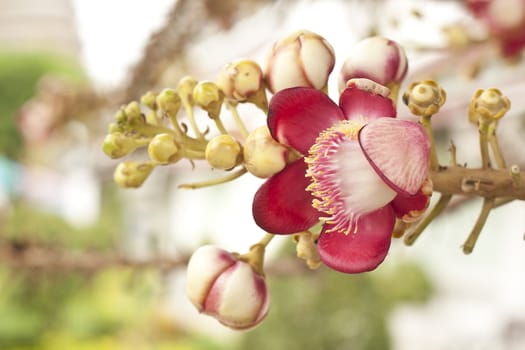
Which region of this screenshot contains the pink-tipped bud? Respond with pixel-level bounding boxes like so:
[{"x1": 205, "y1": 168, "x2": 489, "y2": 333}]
[
  {"x1": 265, "y1": 30, "x2": 335, "y2": 93},
  {"x1": 339, "y1": 36, "x2": 408, "y2": 92},
  {"x1": 186, "y1": 245, "x2": 269, "y2": 330}
]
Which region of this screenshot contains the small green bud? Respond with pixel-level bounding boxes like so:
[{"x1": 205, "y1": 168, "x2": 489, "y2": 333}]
[
  {"x1": 148, "y1": 133, "x2": 181, "y2": 164},
  {"x1": 205, "y1": 134, "x2": 242, "y2": 170},
  {"x1": 124, "y1": 101, "x2": 143, "y2": 122},
  {"x1": 102, "y1": 132, "x2": 137, "y2": 159},
  {"x1": 114, "y1": 108, "x2": 127, "y2": 123},
  {"x1": 108, "y1": 122, "x2": 124, "y2": 134},
  {"x1": 156, "y1": 88, "x2": 181, "y2": 116},
  {"x1": 141, "y1": 91, "x2": 158, "y2": 110},
  {"x1": 176, "y1": 76, "x2": 198, "y2": 104},
  {"x1": 193, "y1": 81, "x2": 224, "y2": 119},
  {"x1": 113, "y1": 161, "x2": 154, "y2": 188}
]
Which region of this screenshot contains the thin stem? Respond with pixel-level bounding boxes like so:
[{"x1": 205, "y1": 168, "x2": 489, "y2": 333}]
[
  {"x1": 421, "y1": 115, "x2": 439, "y2": 171},
  {"x1": 227, "y1": 102, "x2": 249, "y2": 139},
  {"x1": 404, "y1": 194, "x2": 452, "y2": 245},
  {"x1": 182, "y1": 102, "x2": 205, "y2": 141},
  {"x1": 488, "y1": 122, "x2": 506, "y2": 169},
  {"x1": 181, "y1": 148, "x2": 206, "y2": 160},
  {"x1": 213, "y1": 117, "x2": 229, "y2": 135},
  {"x1": 258, "y1": 233, "x2": 275, "y2": 247},
  {"x1": 463, "y1": 197, "x2": 494, "y2": 254},
  {"x1": 178, "y1": 167, "x2": 247, "y2": 189},
  {"x1": 132, "y1": 122, "x2": 178, "y2": 138},
  {"x1": 479, "y1": 120, "x2": 491, "y2": 169},
  {"x1": 164, "y1": 111, "x2": 185, "y2": 138}
]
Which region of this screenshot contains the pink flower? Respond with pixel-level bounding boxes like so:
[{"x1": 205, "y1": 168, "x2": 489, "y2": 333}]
[
  {"x1": 467, "y1": 0, "x2": 525, "y2": 57},
  {"x1": 252, "y1": 79, "x2": 430, "y2": 273}
]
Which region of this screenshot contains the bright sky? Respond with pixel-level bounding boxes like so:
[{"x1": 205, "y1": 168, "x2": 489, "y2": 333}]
[{"x1": 71, "y1": 0, "x2": 175, "y2": 88}]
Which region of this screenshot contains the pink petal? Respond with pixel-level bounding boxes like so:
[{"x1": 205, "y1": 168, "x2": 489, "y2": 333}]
[
  {"x1": 252, "y1": 158, "x2": 320, "y2": 234},
  {"x1": 339, "y1": 84, "x2": 396, "y2": 121},
  {"x1": 391, "y1": 190, "x2": 430, "y2": 221},
  {"x1": 359, "y1": 118, "x2": 430, "y2": 195},
  {"x1": 267, "y1": 87, "x2": 344, "y2": 154},
  {"x1": 318, "y1": 205, "x2": 395, "y2": 273}
]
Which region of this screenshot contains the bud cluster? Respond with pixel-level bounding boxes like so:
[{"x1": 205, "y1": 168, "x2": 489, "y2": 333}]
[{"x1": 99, "y1": 28, "x2": 523, "y2": 332}]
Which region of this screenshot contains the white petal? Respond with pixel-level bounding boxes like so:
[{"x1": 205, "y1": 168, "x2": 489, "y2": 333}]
[
  {"x1": 335, "y1": 141, "x2": 397, "y2": 216},
  {"x1": 185, "y1": 245, "x2": 235, "y2": 309},
  {"x1": 218, "y1": 262, "x2": 267, "y2": 324}
]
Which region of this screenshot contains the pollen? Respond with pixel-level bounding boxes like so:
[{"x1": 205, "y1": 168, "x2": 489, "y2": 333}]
[
  {"x1": 305, "y1": 120, "x2": 364, "y2": 235},
  {"x1": 305, "y1": 120, "x2": 397, "y2": 235}
]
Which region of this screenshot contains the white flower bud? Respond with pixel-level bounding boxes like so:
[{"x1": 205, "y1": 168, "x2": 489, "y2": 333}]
[
  {"x1": 265, "y1": 30, "x2": 335, "y2": 93},
  {"x1": 243, "y1": 126, "x2": 289, "y2": 178},
  {"x1": 339, "y1": 36, "x2": 408, "y2": 92},
  {"x1": 186, "y1": 245, "x2": 269, "y2": 330}
]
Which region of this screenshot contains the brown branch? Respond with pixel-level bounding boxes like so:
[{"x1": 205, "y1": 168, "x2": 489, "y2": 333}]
[
  {"x1": 0, "y1": 239, "x2": 312, "y2": 275},
  {"x1": 431, "y1": 166, "x2": 525, "y2": 200},
  {"x1": 121, "y1": 0, "x2": 278, "y2": 103},
  {"x1": 0, "y1": 241, "x2": 189, "y2": 272}
]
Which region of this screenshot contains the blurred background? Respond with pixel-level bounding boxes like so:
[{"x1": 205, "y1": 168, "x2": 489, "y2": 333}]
[{"x1": 0, "y1": 0, "x2": 524, "y2": 349}]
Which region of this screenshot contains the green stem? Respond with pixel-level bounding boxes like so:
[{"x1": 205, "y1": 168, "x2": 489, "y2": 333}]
[
  {"x1": 178, "y1": 168, "x2": 247, "y2": 189},
  {"x1": 213, "y1": 117, "x2": 229, "y2": 135},
  {"x1": 479, "y1": 120, "x2": 491, "y2": 169},
  {"x1": 181, "y1": 101, "x2": 205, "y2": 141},
  {"x1": 181, "y1": 148, "x2": 206, "y2": 160},
  {"x1": 488, "y1": 122, "x2": 506, "y2": 169},
  {"x1": 227, "y1": 102, "x2": 249, "y2": 139},
  {"x1": 462, "y1": 197, "x2": 494, "y2": 254},
  {"x1": 404, "y1": 194, "x2": 452, "y2": 246},
  {"x1": 258, "y1": 233, "x2": 275, "y2": 247}
]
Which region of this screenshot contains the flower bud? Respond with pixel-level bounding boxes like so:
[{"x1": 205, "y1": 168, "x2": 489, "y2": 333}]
[
  {"x1": 403, "y1": 80, "x2": 446, "y2": 117},
  {"x1": 217, "y1": 59, "x2": 268, "y2": 110},
  {"x1": 114, "y1": 108, "x2": 127, "y2": 123},
  {"x1": 265, "y1": 30, "x2": 335, "y2": 93},
  {"x1": 124, "y1": 101, "x2": 143, "y2": 123},
  {"x1": 468, "y1": 88, "x2": 510, "y2": 124},
  {"x1": 193, "y1": 81, "x2": 224, "y2": 119},
  {"x1": 293, "y1": 232, "x2": 321, "y2": 270},
  {"x1": 141, "y1": 91, "x2": 158, "y2": 110},
  {"x1": 176, "y1": 76, "x2": 198, "y2": 105},
  {"x1": 113, "y1": 161, "x2": 154, "y2": 188},
  {"x1": 205, "y1": 134, "x2": 242, "y2": 170},
  {"x1": 186, "y1": 245, "x2": 269, "y2": 330},
  {"x1": 339, "y1": 36, "x2": 408, "y2": 92},
  {"x1": 243, "y1": 126, "x2": 290, "y2": 178},
  {"x1": 102, "y1": 132, "x2": 137, "y2": 159},
  {"x1": 156, "y1": 88, "x2": 181, "y2": 116},
  {"x1": 148, "y1": 133, "x2": 181, "y2": 164}
]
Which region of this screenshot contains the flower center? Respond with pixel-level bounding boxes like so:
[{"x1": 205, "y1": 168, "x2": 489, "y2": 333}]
[{"x1": 305, "y1": 120, "x2": 396, "y2": 235}]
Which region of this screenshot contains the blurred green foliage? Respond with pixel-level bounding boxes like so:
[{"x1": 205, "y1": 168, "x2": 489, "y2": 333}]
[
  {"x1": 1, "y1": 187, "x2": 433, "y2": 350},
  {"x1": 4, "y1": 185, "x2": 121, "y2": 249},
  {"x1": 237, "y1": 260, "x2": 432, "y2": 350},
  {"x1": 0, "y1": 188, "x2": 226, "y2": 350},
  {"x1": 0, "y1": 50, "x2": 85, "y2": 158}
]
